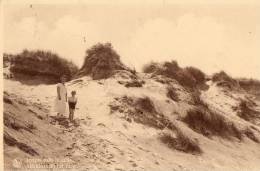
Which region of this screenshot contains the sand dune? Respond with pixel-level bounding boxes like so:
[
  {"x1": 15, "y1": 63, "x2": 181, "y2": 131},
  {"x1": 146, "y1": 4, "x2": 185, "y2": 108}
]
[{"x1": 3, "y1": 72, "x2": 260, "y2": 171}]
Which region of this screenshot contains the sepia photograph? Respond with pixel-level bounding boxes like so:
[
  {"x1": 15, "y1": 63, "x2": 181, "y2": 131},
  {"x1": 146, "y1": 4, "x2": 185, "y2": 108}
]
[{"x1": 1, "y1": 0, "x2": 260, "y2": 170}]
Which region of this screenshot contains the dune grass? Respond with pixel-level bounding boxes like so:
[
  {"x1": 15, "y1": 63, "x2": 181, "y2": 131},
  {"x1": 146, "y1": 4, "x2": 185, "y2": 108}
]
[
  {"x1": 159, "y1": 130, "x2": 202, "y2": 154},
  {"x1": 8, "y1": 49, "x2": 78, "y2": 83},
  {"x1": 166, "y1": 86, "x2": 180, "y2": 102},
  {"x1": 183, "y1": 107, "x2": 242, "y2": 140},
  {"x1": 143, "y1": 60, "x2": 206, "y2": 89},
  {"x1": 237, "y1": 100, "x2": 260, "y2": 122},
  {"x1": 79, "y1": 43, "x2": 129, "y2": 80}
]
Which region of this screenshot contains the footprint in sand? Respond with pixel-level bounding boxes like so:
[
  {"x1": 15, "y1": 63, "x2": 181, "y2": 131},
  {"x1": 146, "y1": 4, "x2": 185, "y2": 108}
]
[
  {"x1": 132, "y1": 163, "x2": 138, "y2": 167},
  {"x1": 65, "y1": 152, "x2": 72, "y2": 157},
  {"x1": 129, "y1": 160, "x2": 138, "y2": 167}
]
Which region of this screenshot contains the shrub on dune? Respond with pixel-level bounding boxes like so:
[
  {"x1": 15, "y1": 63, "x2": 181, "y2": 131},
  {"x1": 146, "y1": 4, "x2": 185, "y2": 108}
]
[
  {"x1": 175, "y1": 69, "x2": 197, "y2": 88},
  {"x1": 183, "y1": 107, "x2": 242, "y2": 140},
  {"x1": 111, "y1": 96, "x2": 177, "y2": 130},
  {"x1": 237, "y1": 100, "x2": 260, "y2": 122},
  {"x1": 238, "y1": 78, "x2": 260, "y2": 97},
  {"x1": 159, "y1": 130, "x2": 202, "y2": 154},
  {"x1": 135, "y1": 96, "x2": 157, "y2": 114},
  {"x1": 212, "y1": 71, "x2": 231, "y2": 82},
  {"x1": 143, "y1": 62, "x2": 161, "y2": 74},
  {"x1": 162, "y1": 60, "x2": 180, "y2": 76},
  {"x1": 238, "y1": 78, "x2": 260, "y2": 91},
  {"x1": 185, "y1": 66, "x2": 206, "y2": 85},
  {"x1": 78, "y1": 43, "x2": 130, "y2": 80},
  {"x1": 142, "y1": 60, "x2": 206, "y2": 89},
  {"x1": 9, "y1": 49, "x2": 78, "y2": 83},
  {"x1": 190, "y1": 90, "x2": 208, "y2": 108}
]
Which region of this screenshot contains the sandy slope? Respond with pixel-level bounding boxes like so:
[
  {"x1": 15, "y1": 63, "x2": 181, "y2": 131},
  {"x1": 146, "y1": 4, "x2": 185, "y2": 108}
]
[{"x1": 3, "y1": 74, "x2": 260, "y2": 171}]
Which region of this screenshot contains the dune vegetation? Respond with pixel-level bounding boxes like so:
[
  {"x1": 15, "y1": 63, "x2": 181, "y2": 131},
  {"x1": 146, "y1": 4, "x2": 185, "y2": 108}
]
[
  {"x1": 4, "y1": 50, "x2": 78, "y2": 84},
  {"x1": 78, "y1": 43, "x2": 131, "y2": 80},
  {"x1": 143, "y1": 60, "x2": 206, "y2": 89},
  {"x1": 3, "y1": 42, "x2": 260, "y2": 170}
]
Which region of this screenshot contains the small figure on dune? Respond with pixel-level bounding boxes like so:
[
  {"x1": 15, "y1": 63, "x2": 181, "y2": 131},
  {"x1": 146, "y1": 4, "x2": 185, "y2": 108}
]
[
  {"x1": 54, "y1": 75, "x2": 67, "y2": 117},
  {"x1": 68, "y1": 90, "x2": 77, "y2": 122}
]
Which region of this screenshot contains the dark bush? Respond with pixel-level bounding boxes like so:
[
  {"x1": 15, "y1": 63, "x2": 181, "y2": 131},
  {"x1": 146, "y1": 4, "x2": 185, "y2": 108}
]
[
  {"x1": 237, "y1": 100, "x2": 260, "y2": 122},
  {"x1": 143, "y1": 62, "x2": 161, "y2": 73},
  {"x1": 238, "y1": 101, "x2": 252, "y2": 121},
  {"x1": 183, "y1": 107, "x2": 242, "y2": 140},
  {"x1": 125, "y1": 80, "x2": 145, "y2": 88},
  {"x1": 212, "y1": 71, "x2": 237, "y2": 84},
  {"x1": 175, "y1": 69, "x2": 197, "y2": 88},
  {"x1": 190, "y1": 91, "x2": 208, "y2": 108},
  {"x1": 4, "y1": 96, "x2": 13, "y2": 104},
  {"x1": 142, "y1": 60, "x2": 206, "y2": 89},
  {"x1": 135, "y1": 97, "x2": 157, "y2": 114},
  {"x1": 111, "y1": 96, "x2": 177, "y2": 130},
  {"x1": 159, "y1": 131, "x2": 202, "y2": 154},
  {"x1": 8, "y1": 49, "x2": 78, "y2": 82},
  {"x1": 162, "y1": 60, "x2": 180, "y2": 76},
  {"x1": 79, "y1": 43, "x2": 129, "y2": 80},
  {"x1": 185, "y1": 67, "x2": 206, "y2": 85},
  {"x1": 212, "y1": 71, "x2": 240, "y2": 89},
  {"x1": 238, "y1": 78, "x2": 260, "y2": 97},
  {"x1": 238, "y1": 78, "x2": 260, "y2": 90}
]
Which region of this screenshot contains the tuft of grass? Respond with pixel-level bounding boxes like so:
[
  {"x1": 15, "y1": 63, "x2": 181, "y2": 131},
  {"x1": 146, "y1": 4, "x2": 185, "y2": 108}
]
[
  {"x1": 159, "y1": 130, "x2": 202, "y2": 154},
  {"x1": 212, "y1": 71, "x2": 233, "y2": 82},
  {"x1": 135, "y1": 97, "x2": 157, "y2": 114},
  {"x1": 143, "y1": 62, "x2": 162, "y2": 74},
  {"x1": 125, "y1": 80, "x2": 145, "y2": 88},
  {"x1": 190, "y1": 91, "x2": 208, "y2": 108},
  {"x1": 4, "y1": 96, "x2": 13, "y2": 104},
  {"x1": 237, "y1": 100, "x2": 260, "y2": 122},
  {"x1": 7, "y1": 49, "x2": 78, "y2": 83},
  {"x1": 212, "y1": 71, "x2": 238, "y2": 89},
  {"x1": 183, "y1": 107, "x2": 242, "y2": 140},
  {"x1": 142, "y1": 60, "x2": 206, "y2": 89},
  {"x1": 185, "y1": 67, "x2": 206, "y2": 85},
  {"x1": 175, "y1": 69, "x2": 197, "y2": 89},
  {"x1": 238, "y1": 78, "x2": 260, "y2": 98},
  {"x1": 162, "y1": 61, "x2": 181, "y2": 76},
  {"x1": 243, "y1": 128, "x2": 259, "y2": 143},
  {"x1": 111, "y1": 96, "x2": 177, "y2": 130},
  {"x1": 238, "y1": 78, "x2": 260, "y2": 89},
  {"x1": 166, "y1": 86, "x2": 180, "y2": 102},
  {"x1": 79, "y1": 43, "x2": 129, "y2": 80}
]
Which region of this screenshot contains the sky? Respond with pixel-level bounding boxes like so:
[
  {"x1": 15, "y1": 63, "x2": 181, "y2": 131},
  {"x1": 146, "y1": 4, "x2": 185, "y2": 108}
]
[{"x1": 2, "y1": 0, "x2": 260, "y2": 79}]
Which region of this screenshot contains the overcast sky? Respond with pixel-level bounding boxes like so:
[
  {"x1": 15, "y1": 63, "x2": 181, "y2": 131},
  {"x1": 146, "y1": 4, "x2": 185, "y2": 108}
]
[{"x1": 3, "y1": 1, "x2": 260, "y2": 79}]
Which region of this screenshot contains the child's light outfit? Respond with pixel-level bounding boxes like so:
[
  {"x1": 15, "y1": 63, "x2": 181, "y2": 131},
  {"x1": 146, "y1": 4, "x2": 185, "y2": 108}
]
[{"x1": 54, "y1": 83, "x2": 67, "y2": 115}]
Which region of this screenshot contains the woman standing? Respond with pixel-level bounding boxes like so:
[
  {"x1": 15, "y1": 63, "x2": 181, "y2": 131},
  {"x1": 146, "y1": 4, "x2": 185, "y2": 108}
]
[{"x1": 54, "y1": 75, "x2": 67, "y2": 117}]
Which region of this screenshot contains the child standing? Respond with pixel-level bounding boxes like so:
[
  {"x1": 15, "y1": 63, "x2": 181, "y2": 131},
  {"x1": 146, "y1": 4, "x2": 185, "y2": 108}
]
[{"x1": 68, "y1": 91, "x2": 77, "y2": 122}]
